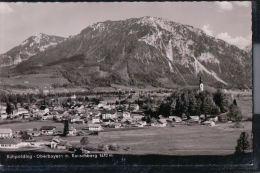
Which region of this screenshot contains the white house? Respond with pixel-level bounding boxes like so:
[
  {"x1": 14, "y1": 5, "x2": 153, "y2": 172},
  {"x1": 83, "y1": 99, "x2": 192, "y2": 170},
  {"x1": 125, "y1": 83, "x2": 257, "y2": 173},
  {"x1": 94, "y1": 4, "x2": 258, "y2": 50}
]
[
  {"x1": 172, "y1": 116, "x2": 182, "y2": 123},
  {"x1": 14, "y1": 108, "x2": 29, "y2": 117},
  {"x1": 102, "y1": 113, "x2": 117, "y2": 120},
  {"x1": 67, "y1": 127, "x2": 77, "y2": 136},
  {"x1": 71, "y1": 118, "x2": 85, "y2": 124},
  {"x1": 123, "y1": 112, "x2": 131, "y2": 119},
  {"x1": 92, "y1": 118, "x2": 101, "y2": 124},
  {"x1": 132, "y1": 114, "x2": 144, "y2": 121},
  {"x1": 40, "y1": 126, "x2": 56, "y2": 135},
  {"x1": 51, "y1": 137, "x2": 69, "y2": 150},
  {"x1": 0, "y1": 113, "x2": 8, "y2": 120},
  {"x1": 0, "y1": 139, "x2": 19, "y2": 149},
  {"x1": 88, "y1": 124, "x2": 103, "y2": 132},
  {"x1": 40, "y1": 108, "x2": 50, "y2": 116},
  {"x1": 0, "y1": 129, "x2": 13, "y2": 138},
  {"x1": 71, "y1": 94, "x2": 77, "y2": 100},
  {"x1": 42, "y1": 114, "x2": 54, "y2": 120}
]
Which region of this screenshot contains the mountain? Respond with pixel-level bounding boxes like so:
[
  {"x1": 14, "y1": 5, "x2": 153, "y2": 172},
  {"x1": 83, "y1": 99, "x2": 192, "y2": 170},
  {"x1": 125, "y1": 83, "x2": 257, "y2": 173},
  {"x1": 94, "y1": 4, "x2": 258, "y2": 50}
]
[
  {"x1": 0, "y1": 33, "x2": 65, "y2": 67},
  {"x1": 2, "y1": 17, "x2": 252, "y2": 89}
]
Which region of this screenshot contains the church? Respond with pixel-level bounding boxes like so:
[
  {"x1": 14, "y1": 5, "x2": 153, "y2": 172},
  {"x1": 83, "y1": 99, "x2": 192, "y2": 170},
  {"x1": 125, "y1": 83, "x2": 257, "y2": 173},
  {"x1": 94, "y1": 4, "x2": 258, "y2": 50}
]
[{"x1": 199, "y1": 76, "x2": 204, "y2": 92}]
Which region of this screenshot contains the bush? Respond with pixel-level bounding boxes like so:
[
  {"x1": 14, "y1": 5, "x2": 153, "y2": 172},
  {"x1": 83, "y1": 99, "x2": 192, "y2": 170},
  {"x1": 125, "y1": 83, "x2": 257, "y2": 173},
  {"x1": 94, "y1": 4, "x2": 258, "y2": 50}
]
[
  {"x1": 80, "y1": 137, "x2": 89, "y2": 146},
  {"x1": 228, "y1": 102, "x2": 242, "y2": 122},
  {"x1": 235, "y1": 132, "x2": 250, "y2": 155},
  {"x1": 213, "y1": 89, "x2": 229, "y2": 113}
]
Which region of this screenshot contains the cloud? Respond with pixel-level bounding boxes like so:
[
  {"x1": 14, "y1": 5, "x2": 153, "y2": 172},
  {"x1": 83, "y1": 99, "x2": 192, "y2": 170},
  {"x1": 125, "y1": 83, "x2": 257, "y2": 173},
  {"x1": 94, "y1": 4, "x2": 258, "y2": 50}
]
[
  {"x1": 202, "y1": 24, "x2": 214, "y2": 37},
  {"x1": 216, "y1": 32, "x2": 251, "y2": 49},
  {"x1": 215, "y1": 1, "x2": 233, "y2": 12},
  {"x1": 233, "y1": 1, "x2": 251, "y2": 8},
  {"x1": 0, "y1": 3, "x2": 13, "y2": 14},
  {"x1": 201, "y1": 24, "x2": 251, "y2": 49}
]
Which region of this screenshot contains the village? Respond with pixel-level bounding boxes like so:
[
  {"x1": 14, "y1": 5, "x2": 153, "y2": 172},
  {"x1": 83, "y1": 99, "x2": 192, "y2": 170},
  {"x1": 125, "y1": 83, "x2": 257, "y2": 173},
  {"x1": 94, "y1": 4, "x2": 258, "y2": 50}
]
[{"x1": 0, "y1": 79, "x2": 252, "y2": 154}]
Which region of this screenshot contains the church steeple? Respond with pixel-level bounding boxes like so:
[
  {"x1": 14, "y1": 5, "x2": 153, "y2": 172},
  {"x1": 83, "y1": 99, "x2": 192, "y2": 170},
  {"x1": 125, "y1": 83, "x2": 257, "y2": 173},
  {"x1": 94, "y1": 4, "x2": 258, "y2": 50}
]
[{"x1": 199, "y1": 76, "x2": 204, "y2": 92}]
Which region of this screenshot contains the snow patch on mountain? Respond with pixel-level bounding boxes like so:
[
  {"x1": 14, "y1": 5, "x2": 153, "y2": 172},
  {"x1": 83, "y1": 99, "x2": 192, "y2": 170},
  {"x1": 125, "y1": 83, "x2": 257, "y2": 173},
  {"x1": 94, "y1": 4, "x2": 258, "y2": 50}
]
[{"x1": 165, "y1": 40, "x2": 173, "y2": 61}]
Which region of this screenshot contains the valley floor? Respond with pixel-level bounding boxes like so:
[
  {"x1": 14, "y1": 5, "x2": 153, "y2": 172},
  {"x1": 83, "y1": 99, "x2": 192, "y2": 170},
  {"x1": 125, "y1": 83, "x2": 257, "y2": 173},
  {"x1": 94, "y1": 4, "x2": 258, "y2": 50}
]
[{"x1": 0, "y1": 120, "x2": 252, "y2": 155}]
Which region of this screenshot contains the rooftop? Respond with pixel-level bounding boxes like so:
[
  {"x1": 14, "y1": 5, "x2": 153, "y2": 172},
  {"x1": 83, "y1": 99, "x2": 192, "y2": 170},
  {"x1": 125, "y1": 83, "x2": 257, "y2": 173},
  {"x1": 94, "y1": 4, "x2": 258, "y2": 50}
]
[
  {"x1": 0, "y1": 138, "x2": 19, "y2": 144},
  {"x1": 0, "y1": 129, "x2": 12, "y2": 134},
  {"x1": 40, "y1": 126, "x2": 56, "y2": 131}
]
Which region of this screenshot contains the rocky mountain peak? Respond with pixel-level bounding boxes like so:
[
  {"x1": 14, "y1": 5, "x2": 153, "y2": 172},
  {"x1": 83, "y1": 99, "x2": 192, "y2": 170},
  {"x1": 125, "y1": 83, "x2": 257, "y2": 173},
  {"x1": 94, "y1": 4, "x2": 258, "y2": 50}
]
[{"x1": 0, "y1": 33, "x2": 65, "y2": 67}]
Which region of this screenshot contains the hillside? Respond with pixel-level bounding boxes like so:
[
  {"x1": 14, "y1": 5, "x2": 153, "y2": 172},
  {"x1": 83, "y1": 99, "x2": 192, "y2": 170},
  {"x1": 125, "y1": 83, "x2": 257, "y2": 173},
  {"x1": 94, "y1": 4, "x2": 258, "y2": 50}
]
[{"x1": 0, "y1": 17, "x2": 252, "y2": 89}]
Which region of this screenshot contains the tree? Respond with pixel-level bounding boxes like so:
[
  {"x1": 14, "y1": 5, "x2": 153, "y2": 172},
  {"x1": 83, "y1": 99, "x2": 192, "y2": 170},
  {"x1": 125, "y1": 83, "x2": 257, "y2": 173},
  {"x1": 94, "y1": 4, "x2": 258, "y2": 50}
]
[
  {"x1": 80, "y1": 137, "x2": 89, "y2": 146},
  {"x1": 6, "y1": 102, "x2": 13, "y2": 115},
  {"x1": 158, "y1": 101, "x2": 171, "y2": 117},
  {"x1": 235, "y1": 132, "x2": 250, "y2": 154},
  {"x1": 228, "y1": 103, "x2": 242, "y2": 122},
  {"x1": 233, "y1": 99, "x2": 237, "y2": 106},
  {"x1": 20, "y1": 131, "x2": 32, "y2": 141},
  {"x1": 213, "y1": 89, "x2": 229, "y2": 113},
  {"x1": 63, "y1": 120, "x2": 69, "y2": 137},
  {"x1": 199, "y1": 93, "x2": 218, "y2": 119},
  {"x1": 188, "y1": 92, "x2": 197, "y2": 116}
]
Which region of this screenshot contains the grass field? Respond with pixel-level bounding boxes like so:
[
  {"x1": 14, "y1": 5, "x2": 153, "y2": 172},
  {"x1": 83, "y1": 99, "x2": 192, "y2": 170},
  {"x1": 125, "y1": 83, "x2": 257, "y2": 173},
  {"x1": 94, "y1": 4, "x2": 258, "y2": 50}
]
[
  {"x1": 85, "y1": 122, "x2": 252, "y2": 155},
  {"x1": 0, "y1": 120, "x2": 251, "y2": 155}
]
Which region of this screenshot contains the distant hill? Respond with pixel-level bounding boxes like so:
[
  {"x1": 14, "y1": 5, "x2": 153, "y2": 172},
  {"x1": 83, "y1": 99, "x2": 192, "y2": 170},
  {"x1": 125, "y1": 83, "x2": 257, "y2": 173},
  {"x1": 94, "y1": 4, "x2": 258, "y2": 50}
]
[
  {"x1": 0, "y1": 33, "x2": 65, "y2": 67},
  {"x1": 0, "y1": 17, "x2": 252, "y2": 89}
]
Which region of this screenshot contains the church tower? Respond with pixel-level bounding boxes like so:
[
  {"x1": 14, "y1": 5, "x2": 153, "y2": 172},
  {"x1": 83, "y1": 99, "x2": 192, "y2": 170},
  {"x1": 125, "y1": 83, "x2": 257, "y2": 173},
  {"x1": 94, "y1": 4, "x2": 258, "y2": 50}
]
[{"x1": 199, "y1": 76, "x2": 204, "y2": 92}]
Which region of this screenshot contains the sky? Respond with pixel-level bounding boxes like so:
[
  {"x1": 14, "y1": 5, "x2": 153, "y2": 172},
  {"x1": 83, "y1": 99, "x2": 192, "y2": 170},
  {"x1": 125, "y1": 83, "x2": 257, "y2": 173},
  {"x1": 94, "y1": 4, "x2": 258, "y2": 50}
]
[{"x1": 0, "y1": 1, "x2": 252, "y2": 54}]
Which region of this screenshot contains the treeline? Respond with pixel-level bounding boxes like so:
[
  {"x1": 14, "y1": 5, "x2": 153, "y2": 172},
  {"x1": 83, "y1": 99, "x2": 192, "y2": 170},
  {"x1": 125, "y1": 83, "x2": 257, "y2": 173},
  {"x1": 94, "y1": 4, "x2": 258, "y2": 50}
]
[{"x1": 137, "y1": 89, "x2": 242, "y2": 122}]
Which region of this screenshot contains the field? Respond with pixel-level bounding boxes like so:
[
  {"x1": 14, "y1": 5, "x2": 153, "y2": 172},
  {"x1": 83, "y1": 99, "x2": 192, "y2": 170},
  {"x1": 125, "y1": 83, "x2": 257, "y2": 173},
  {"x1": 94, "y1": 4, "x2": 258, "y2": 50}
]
[
  {"x1": 0, "y1": 120, "x2": 252, "y2": 155},
  {"x1": 85, "y1": 122, "x2": 252, "y2": 155}
]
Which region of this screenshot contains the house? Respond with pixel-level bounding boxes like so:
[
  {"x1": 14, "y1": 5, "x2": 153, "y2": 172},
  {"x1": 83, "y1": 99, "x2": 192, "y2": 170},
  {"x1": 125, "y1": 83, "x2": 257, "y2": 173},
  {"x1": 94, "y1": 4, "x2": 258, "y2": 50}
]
[
  {"x1": 137, "y1": 121, "x2": 147, "y2": 127},
  {"x1": 0, "y1": 139, "x2": 19, "y2": 149},
  {"x1": 0, "y1": 129, "x2": 13, "y2": 138},
  {"x1": 123, "y1": 112, "x2": 131, "y2": 119},
  {"x1": 71, "y1": 94, "x2": 77, "y2": 100},
  {"x1": 0, "y1": 105, "x2": 6, "y2": 115},
  {"x1": 68, "y1": 127, "x2": 77, "y2": 136},
  {"x1": 218, "y1": 113, "x2": 228, "y2": 123},
  {"x1": 172, "y1": 116, "x2": 182, "y2": 123},
  {"x1": 40, "y1": 108, "x2": 50, "y2": 116},
  {"x1": 75, "y1": 105, "x2": 85, "y2": 114},
  {"x1": 51, "y1": 137, "x2": 70, "y2": 149},
  {"x1": 88, "y1": 124, "x2": 103, "y2": 132},
  {"x1": 190, "y1": 116, "x2": 200, "y2": 122},
  {"x1": 71, "y1": 118, "x2": 85, "y2": 124},
  {"x1": 57, "y1": 141, "x2": 69, "y2": 150},
  {"x1": 102, "y1": 113, "x2": 117, "y2": 120},
  {"x1": 40, "y1": 126, "x2": 56, "y2": 135},
  {"x1": 92, "y1": 118, "x2": 101, "y2": 124},
  {"x1": 114, "y1": 123, "x2": 122, "y2": 129},
  {"x1": 158, "y1": 119, "x2": 168, "y2": 127},
  {"x1": 27, "y1": 129, "x2": 41, "y2": 137},
  {"x1": 0, "y1": 113, "x2": 8, "y2": 120},
  {"x1": 132, "y1": 113, "x2": 144, "y2": 121},
  {"x1": 14, "y1": 108, "x2": 29, "y2": 117},
  {"x1": 42, "y1": 114, "x2": 54, "y2": 120},
  {"x1": 129, "y1": 104, "x2": 140, "y2": 112}
]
